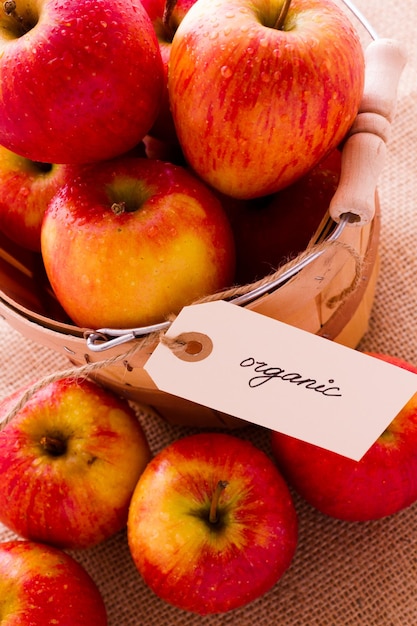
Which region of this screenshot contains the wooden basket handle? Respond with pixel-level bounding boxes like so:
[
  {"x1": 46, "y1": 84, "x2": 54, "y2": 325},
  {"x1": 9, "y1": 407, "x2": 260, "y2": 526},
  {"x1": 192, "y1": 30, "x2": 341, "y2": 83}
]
[{"x1": 329, "y1": 38, "x2": 407, "y2": 226}]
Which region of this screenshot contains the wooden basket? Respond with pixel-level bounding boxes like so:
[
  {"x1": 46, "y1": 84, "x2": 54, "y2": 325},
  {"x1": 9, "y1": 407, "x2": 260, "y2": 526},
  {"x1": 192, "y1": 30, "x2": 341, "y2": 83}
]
[{"x1": 0, "y1": 35, "x2": 406, "y2": 428}]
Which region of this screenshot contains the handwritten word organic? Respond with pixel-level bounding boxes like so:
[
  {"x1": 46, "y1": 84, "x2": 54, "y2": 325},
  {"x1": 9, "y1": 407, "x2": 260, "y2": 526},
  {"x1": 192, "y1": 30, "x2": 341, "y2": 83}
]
[{"x1": 240, "y1": 358, "x2": 342, "y2": 397}]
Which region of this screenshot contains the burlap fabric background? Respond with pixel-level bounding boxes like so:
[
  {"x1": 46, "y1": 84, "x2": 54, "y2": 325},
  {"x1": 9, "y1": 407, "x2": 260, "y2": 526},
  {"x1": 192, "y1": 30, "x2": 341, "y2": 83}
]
[{"x1": 1, "y1": 0, "x2": 417, "y2": 623}]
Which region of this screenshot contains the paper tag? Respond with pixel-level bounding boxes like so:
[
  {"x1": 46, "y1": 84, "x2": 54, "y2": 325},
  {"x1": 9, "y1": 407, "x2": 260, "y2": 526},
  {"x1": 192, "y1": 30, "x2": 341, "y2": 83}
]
[{"x1": 145, "y1": 301, "x2": 417, "y2": 460}]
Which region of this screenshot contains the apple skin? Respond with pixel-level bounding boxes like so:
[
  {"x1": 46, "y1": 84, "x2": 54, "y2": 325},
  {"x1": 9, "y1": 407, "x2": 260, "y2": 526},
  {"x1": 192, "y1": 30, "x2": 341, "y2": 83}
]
[
  {"x1": 225, "y1": 148, "x2": 341, "y2": 284},
  {"x1": 41, "y1": 157, "x2": 236, "y2": 330},
  {"x1": 0, "y1": 378, "x2": 151, "y2": 549},
  {"x1": 168, "y1": 0, "x2": 364, "y2": 199},
  {"x1": 127, "y1": 432, "x2": 298, "y2": 615},
  {"x1": 0, "y1": 145, "x2": 65, "y2": 252},
  {"x1": 141, "y1": 0, "x2": 198, "y2": 143},
  {"x1": 271, "y1": 353, "x2": 417, "y2": 522},
  {"x1": 0, "y1": 540, "x2": 107, "y2": 625},
  {"x1": 0, "y1": 0, "x2": 164, "y2": 164},
  {"x1": 139, "y1": 0, "x2": 165, "y2": 21}
]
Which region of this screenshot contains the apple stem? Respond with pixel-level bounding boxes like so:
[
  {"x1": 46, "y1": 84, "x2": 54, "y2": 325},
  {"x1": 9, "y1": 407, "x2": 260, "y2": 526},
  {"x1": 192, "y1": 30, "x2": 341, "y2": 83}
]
[
  {"x1": 162, "y1": 0, "x2": 178, "y2": 41},
  {"x1": 274, "y1": 0, "x2": 292, "y2": 30},
  {"x1": 39, "y1": 435, "x2": 67, "y2": 457},
  {"x1": 111, "y1": 201, "x2": 126, "y2": 215},
  {"x1": 2, "y1": 0, "x2": 31, "y2": 34},
  {"x1": 209, "y1": 480, "x2": 228, "y2": 524}
]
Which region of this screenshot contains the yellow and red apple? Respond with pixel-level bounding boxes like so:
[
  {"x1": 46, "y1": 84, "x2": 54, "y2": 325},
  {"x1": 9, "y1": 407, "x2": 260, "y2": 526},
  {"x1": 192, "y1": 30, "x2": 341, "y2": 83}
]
[
  {"x1": 0, "y1": 145, "x2": 65, "y2": 251},
  {"x1": 0, "y1": 378, "x2": 151, "y2": 549},
  {"x1": 128, "y1": 432, "x2": 298, "y2": 614},
  {"x1": 0, "y1": 540, "x2": 108, "y2": 625},
  {"x1": 41, "y1": 157, "x2": 236, "y2": 330},
  {"x1": 168, "y1": 0, "x2": 365, "y2": 199},
  {"x1": 271, "y1": 353, "x2": 417, "y2": 522}
]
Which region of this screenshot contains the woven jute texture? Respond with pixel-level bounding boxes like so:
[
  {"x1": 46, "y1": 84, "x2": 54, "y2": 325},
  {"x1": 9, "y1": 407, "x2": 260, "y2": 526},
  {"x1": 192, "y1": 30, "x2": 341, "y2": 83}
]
[{"x1": 1, "y1": 1, "x2": 417, "y2": 624}]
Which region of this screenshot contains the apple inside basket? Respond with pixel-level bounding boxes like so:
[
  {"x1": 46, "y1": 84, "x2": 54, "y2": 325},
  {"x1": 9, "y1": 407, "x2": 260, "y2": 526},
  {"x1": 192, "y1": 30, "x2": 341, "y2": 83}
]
[
  {"x1": 0, "y1": 33, "x2": 405, "y2": 428},
  {"x1": 0, "y1": 189, "x2": 380, "y2": 429}
]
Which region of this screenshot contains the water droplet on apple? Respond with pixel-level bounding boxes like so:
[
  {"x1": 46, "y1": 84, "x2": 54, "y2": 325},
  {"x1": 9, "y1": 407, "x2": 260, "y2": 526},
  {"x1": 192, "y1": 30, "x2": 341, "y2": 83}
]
[
  {"x1": 225, "y1": 11, "x2": 235, "y2": 18},
  {"x1": 260, "y1": 37, "x2": 269, "y2": 47},
  {"x1": 209, "y1": 31, "x2": 218, "y2": 40},
  {"x1": 220, "y1": 65, "x2": 232, "y2": 78},
  {"x1": 261, "y1": 71, "x2": 270, "y2": 83},
  {"x1": 247, "y1": 47, "x2": 254, "y2": 55},
  {"x1": 240, "y1": 24, "x2": 250, "y2": 33},
  {"x1": 223, "y1": 26, "x2": 231, "y2": 36},
  {"x1": 100, "y1": 20, "x2": 107, "y2": 28},
  {"x1": 272, "y1": 48, "x2": 280, "y2": 57}
]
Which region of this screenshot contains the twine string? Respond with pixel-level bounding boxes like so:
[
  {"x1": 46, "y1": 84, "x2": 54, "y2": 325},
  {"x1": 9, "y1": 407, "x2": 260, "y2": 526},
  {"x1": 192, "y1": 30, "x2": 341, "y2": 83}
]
[
  {"x1": 0, "y1": 237, "x2": 363, "y2": 431},
  {"x1": 0, "y1": 340, "x2": 149, "y2": 430},
  {"x1": 192, "y1": 238, "x2": 360, "y2": 305}
]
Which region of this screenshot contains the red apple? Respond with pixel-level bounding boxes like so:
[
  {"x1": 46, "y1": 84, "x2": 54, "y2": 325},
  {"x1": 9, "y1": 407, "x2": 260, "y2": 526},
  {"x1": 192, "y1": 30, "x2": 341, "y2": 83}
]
[
  {"x1": 141, "y1": 0, "x2": 198, "y2": 143},
  {"x1": 0, "y1": 540, "x2": 107, "y2": 625},
  {"x1": 271, "y1": 353, "x2": 417, "y2": 522},
  {"x1": 0, "y1": 377, "x2": 151, "y2": 549},
  {"x1": 168, "y1": 0, "x2": 364, "y2": 199},
  {"x1": 226, "y1": 148, "x2": 341, "y2": 284},
  {"x1": 0, "y1": 0, "x2": 164, "y2": 164},
  {"x1": 41, "y1": 157, "x2": 236, "y2": 330},
  {"x1": 140, "y1": 0, "x2": 165, "y2": 21},
  {"x1": 0, "y1": 145, "x2": 65, "y2": 252},
  {"x1": 127, "y1": 432, "x2": 298, "y2": 615}
]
